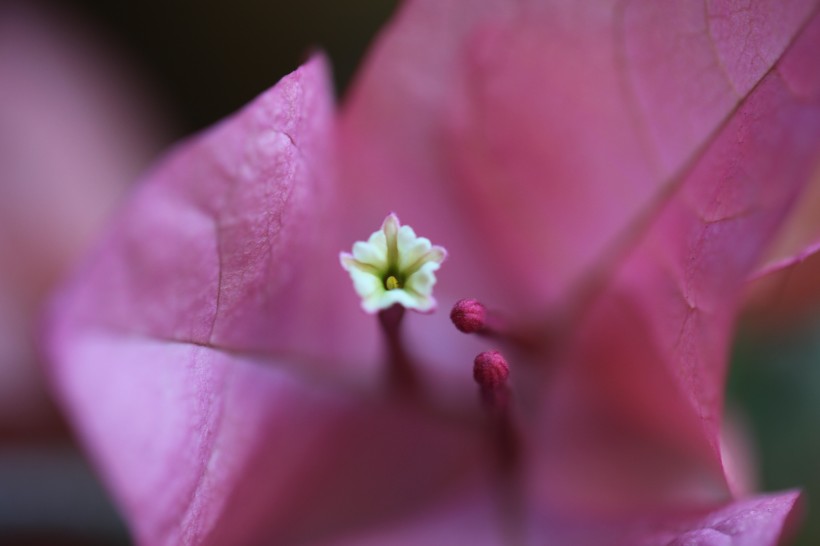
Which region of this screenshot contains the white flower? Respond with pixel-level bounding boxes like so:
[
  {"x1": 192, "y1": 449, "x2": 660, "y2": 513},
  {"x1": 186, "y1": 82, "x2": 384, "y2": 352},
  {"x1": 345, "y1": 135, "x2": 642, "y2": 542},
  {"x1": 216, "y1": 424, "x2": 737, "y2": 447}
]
[{"x1": 340, "y1": 214, "x2": 447, "y2": 313}]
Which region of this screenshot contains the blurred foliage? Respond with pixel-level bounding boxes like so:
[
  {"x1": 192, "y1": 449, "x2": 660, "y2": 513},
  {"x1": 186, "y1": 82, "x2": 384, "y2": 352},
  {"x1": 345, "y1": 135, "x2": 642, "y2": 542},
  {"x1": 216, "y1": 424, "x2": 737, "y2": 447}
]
[
  {"x1": 59, "y1": 0, "x2": 401, "y2": 132},
  {"x1": 731, "y1": 317, "x2": 820, "y2": 546}
]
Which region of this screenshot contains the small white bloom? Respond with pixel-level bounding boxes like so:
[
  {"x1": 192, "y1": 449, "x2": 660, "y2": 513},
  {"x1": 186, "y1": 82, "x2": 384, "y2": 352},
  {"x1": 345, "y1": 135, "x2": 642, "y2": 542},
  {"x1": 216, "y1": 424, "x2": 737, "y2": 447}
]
[{"x1": 340, "y1": 214, "x2": 447, "y2": 313}]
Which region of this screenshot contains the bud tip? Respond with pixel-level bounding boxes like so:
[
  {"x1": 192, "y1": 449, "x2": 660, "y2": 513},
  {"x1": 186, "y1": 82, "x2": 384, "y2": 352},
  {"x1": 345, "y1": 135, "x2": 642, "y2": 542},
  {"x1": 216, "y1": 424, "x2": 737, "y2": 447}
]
[
  {"x1": 451, "y1": 298, "x2": 487, "y2": 333},
  {"x1": 473, "y1": 350, "x2": 509, "y2": 389}
]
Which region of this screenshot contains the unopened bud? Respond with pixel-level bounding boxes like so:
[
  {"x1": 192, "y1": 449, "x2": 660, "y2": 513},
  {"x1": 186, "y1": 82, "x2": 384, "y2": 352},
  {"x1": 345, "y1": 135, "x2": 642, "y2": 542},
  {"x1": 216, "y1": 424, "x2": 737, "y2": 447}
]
[
  {"x1": 451, "y1": 299, "x2": 487, "y2": 333},
  {"x1": 473, "y1": 350, "x2": 509, "y2": 389}
]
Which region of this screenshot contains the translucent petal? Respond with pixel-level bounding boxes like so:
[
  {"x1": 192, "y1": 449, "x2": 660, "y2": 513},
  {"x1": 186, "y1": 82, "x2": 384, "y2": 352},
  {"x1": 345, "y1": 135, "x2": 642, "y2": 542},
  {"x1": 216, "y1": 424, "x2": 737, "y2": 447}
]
[{"x1": 352, "y1": 240, "x2": 387, "y2": 269}]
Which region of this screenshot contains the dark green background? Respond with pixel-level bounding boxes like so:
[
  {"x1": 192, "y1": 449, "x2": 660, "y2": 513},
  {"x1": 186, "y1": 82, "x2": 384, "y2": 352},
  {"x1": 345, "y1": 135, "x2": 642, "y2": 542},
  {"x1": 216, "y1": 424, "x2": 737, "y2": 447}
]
[
  {"x1": 60, "y1": 0, "x2": 401, "y2": 133},
  {"x1": 731, "y1": 319, "x2": 820, "y2": 546}
]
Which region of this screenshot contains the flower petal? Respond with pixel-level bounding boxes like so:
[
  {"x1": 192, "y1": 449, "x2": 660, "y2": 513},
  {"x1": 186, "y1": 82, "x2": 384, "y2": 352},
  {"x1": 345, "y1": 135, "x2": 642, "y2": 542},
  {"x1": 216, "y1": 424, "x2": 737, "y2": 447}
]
[
  {"x1": 634, "y1": 491, "x2": 803, "y2": 546},
  {"x1": 339, "y1": 0, "x2": 820, "y2": 507},
  {"x1": 47, "y1": 57, "x2": 484, "y2": 545},
  {"x1": 49, "y1": 55, "x2": 371, "y2": 365},
  {"x1": 352, "y1": 239, "x2": 387, "y2": 267},
  {"x1": 332, "y1": 489, "x2": 802, "y2": 546},
  {"x1": 744, "y1": 180, "x2": 820, "y2": 329},
  {"x1": 741, "y1": 13, "x2": 820, "y2": 328},
  {"x1": 50, "y1": 334, "x2": 485, "y2": 545},
  {"x1": 340, "y1": 0, "x2": 819, "y2": 315},
  {"x1": 534, "y1": 12, "x2": 820, "y2": 510}
]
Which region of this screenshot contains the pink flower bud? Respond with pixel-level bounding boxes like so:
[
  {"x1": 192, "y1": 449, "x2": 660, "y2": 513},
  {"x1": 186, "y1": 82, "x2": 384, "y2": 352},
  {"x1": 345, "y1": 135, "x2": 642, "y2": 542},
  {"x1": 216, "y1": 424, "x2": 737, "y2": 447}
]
[
  {"x1": 473, "y1": 350, "x2": 509, "y2": 389},
  {"x1": 451, "y1": 298, "x2": 487, "y2": 333}
]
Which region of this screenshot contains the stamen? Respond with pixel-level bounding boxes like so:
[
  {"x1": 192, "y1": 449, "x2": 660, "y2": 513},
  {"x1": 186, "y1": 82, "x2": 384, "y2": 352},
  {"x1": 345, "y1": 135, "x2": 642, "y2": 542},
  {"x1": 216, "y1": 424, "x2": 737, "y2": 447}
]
[{"x1": 385, "y1": 275, "x2": 400, "y2": 290}]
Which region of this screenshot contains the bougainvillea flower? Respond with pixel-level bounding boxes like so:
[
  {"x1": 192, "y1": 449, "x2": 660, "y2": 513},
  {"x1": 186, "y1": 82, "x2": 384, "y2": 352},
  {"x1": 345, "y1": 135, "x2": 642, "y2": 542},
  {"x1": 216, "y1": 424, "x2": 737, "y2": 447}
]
[
  {"x1": 0, "y1": 2, "x2": 167, "y2": 432},
  {"x1": 46, "y1": 1, "x2": 820, "y2": 545},
  {"x1": 340, "y1": 213, "x2": 447, "y2": 313}
]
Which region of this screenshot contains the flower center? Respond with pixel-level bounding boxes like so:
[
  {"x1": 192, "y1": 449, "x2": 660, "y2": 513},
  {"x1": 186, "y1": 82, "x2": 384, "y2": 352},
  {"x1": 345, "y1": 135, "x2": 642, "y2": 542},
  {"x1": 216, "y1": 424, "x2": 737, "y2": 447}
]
[
  {"x1": 385, "y1": 275, "x2": 401, "y2": 290},
  {"x1": 341, "y1": 219, "x2": 524, "y2": 536}
]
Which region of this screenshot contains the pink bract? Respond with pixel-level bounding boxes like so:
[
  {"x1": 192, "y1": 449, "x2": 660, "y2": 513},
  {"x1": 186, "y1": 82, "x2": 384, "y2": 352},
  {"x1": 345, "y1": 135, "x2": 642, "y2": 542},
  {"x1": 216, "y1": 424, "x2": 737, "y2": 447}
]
[{"x1": 46, "y1": 0, "x2": 820, "y2": 544}]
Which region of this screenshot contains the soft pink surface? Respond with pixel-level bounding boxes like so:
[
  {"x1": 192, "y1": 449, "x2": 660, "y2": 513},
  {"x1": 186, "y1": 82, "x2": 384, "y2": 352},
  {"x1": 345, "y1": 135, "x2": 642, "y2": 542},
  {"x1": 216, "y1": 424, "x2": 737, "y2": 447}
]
[
  {"x1": 336, "y1": 491, "x2": 802, "y2": 546},
  {"x1": 535, "y1": 17, "x2": 820, "y2": 512},
  {"x1": 339, "y1": 0, "x2": 817, "y2": 315},
  {"x1": 47, "y1": 58, "x2": 487, "y2": 545},
  {"x1": 46, "y1": 0, "x2": 820, "y2": 544},
  {"x1": 52, "y1": 333, "x2": 486, "y2": 545},
  {"x1": 0, "y1": 3, "x2": 166, "y2": 430},
  {"x1": 342, "y1": 0, "x2": 820, "y2": 513},
  {"x1": 742, "y1": 14, "x2": 820, "y2": 326},
  {"x1": 744, "y1": 188, "x2": 820, "y2": 329}
]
